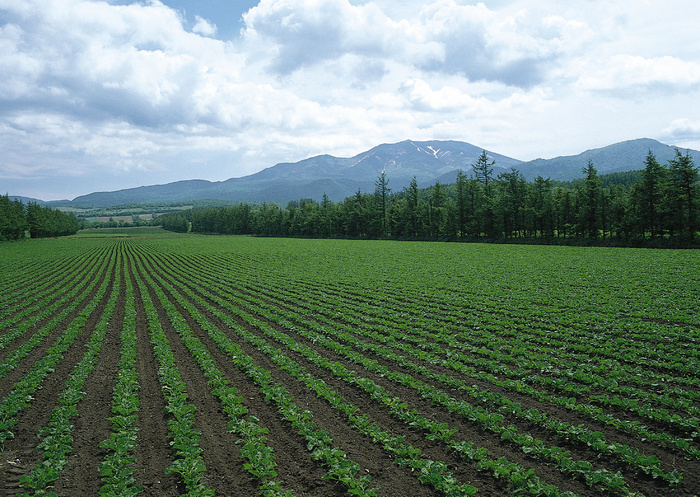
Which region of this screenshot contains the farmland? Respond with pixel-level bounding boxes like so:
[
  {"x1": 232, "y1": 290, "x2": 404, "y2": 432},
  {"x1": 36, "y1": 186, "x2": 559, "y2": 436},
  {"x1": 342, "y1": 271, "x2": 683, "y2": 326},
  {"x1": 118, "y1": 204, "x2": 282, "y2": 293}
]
[{"x1": 0, "y1": 227, "x2": 698, "y2": 496}]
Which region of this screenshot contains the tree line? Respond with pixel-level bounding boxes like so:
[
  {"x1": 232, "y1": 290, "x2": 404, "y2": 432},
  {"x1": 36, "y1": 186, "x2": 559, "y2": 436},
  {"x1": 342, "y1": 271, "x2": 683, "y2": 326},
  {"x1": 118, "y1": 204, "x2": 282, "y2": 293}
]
[
  {"x1": 0, "y1": 196, "x2": 81, "y2": 240},
  {"x1": 153, "y1": 148, "x2": 697, "y2": 247}
]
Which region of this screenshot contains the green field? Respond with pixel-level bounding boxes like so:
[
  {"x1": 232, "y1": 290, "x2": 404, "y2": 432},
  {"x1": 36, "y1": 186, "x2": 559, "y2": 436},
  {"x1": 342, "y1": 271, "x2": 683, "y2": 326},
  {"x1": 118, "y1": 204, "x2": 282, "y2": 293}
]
[{"x1": 0, "y1": 228, "x2": 698, "y2": 496}]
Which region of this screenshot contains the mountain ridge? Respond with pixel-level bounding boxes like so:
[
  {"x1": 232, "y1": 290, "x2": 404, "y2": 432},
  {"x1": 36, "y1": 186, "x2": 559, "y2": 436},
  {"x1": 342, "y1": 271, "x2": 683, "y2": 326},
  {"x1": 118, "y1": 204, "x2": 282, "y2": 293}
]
[{"x1": 12, "y1": 138, "x2": 699, "y2": 208}]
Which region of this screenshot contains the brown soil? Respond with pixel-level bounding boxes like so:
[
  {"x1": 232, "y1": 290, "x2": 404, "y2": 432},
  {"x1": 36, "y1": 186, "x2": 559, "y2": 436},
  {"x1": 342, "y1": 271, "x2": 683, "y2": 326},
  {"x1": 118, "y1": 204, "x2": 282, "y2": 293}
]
[{"x1": 0, "y1": 240, "x2": 698, "y2": 497}]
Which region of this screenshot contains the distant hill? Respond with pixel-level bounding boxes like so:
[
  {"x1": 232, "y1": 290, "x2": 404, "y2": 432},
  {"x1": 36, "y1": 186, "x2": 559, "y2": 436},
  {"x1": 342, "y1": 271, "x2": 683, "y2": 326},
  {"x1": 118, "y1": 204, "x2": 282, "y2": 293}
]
[
  {"x1": 517, "y1": 138, "x2": 700, "y2": 182},
  {"x1": 18, "y1": 138, "x2": 700, "y2": 208},
  {"x1": 64, "y1": 140, "x2": 523, "y2": 207},
  {"x1": 8, "y1": 195, "x2": 44, "y2": 205}
]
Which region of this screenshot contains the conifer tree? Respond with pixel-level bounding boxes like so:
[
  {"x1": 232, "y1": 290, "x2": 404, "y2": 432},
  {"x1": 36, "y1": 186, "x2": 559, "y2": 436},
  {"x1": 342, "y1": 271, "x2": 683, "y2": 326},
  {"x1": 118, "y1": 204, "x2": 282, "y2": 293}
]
[
  {"x1": 665, "y1": 149, "x2": 699, "y2": 242},
  {"x1": 579, "y1": 159, "x2": 602, "y2": 239},
  {"x1": 375, "y1": 171, "x2": 390, "y2": 237},
  {"x1": 638, "y1": 150, "x2": 667, "y2": 238}
]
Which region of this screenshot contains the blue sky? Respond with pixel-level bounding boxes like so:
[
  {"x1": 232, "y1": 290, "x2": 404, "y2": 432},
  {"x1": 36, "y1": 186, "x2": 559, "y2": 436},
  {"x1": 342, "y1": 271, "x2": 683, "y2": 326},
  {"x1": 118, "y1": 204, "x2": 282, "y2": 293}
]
[
  {"x1": 2, "y1": 0, "x2": 700, "y2": 200},
  {"x1": 157, "y1": 0, "x2": 258, "y2": 38}
]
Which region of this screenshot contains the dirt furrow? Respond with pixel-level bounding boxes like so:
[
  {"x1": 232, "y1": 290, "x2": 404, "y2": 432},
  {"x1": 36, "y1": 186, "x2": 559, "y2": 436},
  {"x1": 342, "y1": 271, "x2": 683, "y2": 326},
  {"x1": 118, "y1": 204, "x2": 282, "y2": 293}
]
[
  {"x1": 138, "y1": 252, "x2": 382, "y2": 497},
  {"x1": 52, "y1": 257, "x2": 126, "y2": 496},
  {"x1": 142, "y1": 251, "x2": 448, "y2": 497},
  {"x1": 135, "y1": 260, "x2": 264, "y2": 496},
  {"x1": 0, "y1": 249, "x2": 117, "y2": 495},
  {"x1": 253, "y1": 290, "x2": 697, "y2": 496},
  {"x1": 171, "y1": 264, "x2": 691, "y2": 496},
  {"x1": 128, "y1": 257, "x2": 182, "y2": 496},
  {"x1": 257, "y1": 285, "x2": 700, "y2": 462}
]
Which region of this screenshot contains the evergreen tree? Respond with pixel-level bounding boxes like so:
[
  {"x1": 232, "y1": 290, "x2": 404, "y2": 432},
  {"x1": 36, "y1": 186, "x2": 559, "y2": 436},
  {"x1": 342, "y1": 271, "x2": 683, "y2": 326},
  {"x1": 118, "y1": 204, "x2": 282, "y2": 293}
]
[
  {"x1": 342, "y1": 189, "x2": 367, "y2": 237},
  {"x1": 429, "y1": 181, "x2": 446, "y2": 238},
  {"x1": 455, "y1": 170, "x2": 468, "y2": 238},
  {"x1": 531, "y1": 176, "x2": 554, "y2": 238},
  {"x1": 497, "y1": 169, "x2": 527, "y2": 238},
  {"x1": 608, "y1": 185, "x2": 630, "y2": 239},
  {"x1": 553, "y1": 187, "x2": 575, "y2": 238},
  {"x1": 637, "y1": 150, "x2": 667, "y2": 238},
  {"x1": 0, "y1": 195, "x2": 27, "y2": 240},
  {"x1": 578, "y1": 160, "x2": 602, "y2": 239},
  {"x1": 318, "y1": 193, "x2": 337, "y2": 237},
  {"x1": 472, "y1": 151, "x2": 494, "y2": 188},
  {"x1": 472, "y1": 151, "x2": 496, "y2": 237},
  {"x1": 375, "y1": 171, "x2": 391, "y2": 237},
  {"x1": 665, "y1": 149, "x2": 699, "y2": 242},
  {"x1": 255, "y1": 203, "x2": 283, "y2": 236},
  {"x1": 24, "y1": 201, "x2": 80, "y2": 238},
  {"x1": 404, "y1": 176, "x2": 420, "y2": 237}
]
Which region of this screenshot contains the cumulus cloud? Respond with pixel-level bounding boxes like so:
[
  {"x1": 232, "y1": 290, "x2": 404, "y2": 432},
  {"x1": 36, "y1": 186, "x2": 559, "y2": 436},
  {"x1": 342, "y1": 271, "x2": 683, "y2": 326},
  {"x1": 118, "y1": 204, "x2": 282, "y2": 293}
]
[
  {"x1": 192, "y1": 16, "x2": 217, "y2": 37},
  {"x1": 2, "y1": 0, "x2": 700, "y2": 199},
  {"x1": 416, "y1": 1, "x2": 563, "y2": 88},
  {"x1": 242, "y1": 0, "x2": 566, "y2": 87},
  {"x1": 1, "y1": 1, "x2": 216, "y2": 124},
  {"x1": 400, "y1": 78, "x2": 491, "y2": 114},
  {"x1": 242, "y1": 0, "x2": 439, "y2": 74},
  {"x1": 576, "y1": 55, "x2": 700, "y2": 95},
  {"x1": 660, "y1": 118, "x2": 700, "y2": 151}
]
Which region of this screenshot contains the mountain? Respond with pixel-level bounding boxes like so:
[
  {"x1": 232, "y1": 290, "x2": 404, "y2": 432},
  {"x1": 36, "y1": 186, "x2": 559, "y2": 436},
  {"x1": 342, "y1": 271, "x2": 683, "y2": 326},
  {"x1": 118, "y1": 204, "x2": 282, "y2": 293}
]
[
  {"x1": 67, "y1": 140, "x2": 522, "y2": 207},
  {"x1": 69, "y1": 180, "x2": 216, "y2": 208},
  {"x1": 517, "y1": 138, "x2": 700, "y2": 182},
  {"x1": 7, "y1": 196, "x2": 55, "y2": 205},
  {"x1": 24, "y1": 138, "x2": 700, "y2": 208}
]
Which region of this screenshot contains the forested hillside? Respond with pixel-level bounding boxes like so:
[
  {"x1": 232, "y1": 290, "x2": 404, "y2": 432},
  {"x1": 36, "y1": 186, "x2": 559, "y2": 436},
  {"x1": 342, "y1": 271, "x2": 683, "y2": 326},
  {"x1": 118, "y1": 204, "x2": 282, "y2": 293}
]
[
  {"x1": 157, "y1": 149, "x2": 699, "y2": 247},
  {"x1": 0, "y1": 195, "x2": 80, "y2": 240}
]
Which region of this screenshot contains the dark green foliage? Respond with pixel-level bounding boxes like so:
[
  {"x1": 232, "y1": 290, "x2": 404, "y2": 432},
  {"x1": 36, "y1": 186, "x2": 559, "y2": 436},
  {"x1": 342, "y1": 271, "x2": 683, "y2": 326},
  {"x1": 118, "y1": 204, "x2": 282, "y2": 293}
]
[
  {"x1": 0, "y1": 197, "x2": 79, "y2": 240},
  {"x1": 496, "y1": 169, "x2": 527, "y2": 238},
  {"x1": 154, "y1": 210, "x2": 191, "y2": 233},
  {"x1": 472, "y1": 150, "x2": 495, "y2": 188},
  {"x1": 375, "y1": 172, "x2": 390, "y2": 237},
  {"x1": 578, "y1": 160, "x2": 602, "y2": 239},
  {"x1": 27, "y1": 202, "x2": 81, "y2": 238},
  {"x1": 666, "y1": 149, "x2": 699, "y2": 242},
  {"x1": 634, "y1": 150, "x2": 667, "y2": 238},
  {"x1": 156, "y1": 155, "x2": 700, "y2": 248},
  {"x1": 0, "y1": 194, "x2": 28, "y2": 240}
]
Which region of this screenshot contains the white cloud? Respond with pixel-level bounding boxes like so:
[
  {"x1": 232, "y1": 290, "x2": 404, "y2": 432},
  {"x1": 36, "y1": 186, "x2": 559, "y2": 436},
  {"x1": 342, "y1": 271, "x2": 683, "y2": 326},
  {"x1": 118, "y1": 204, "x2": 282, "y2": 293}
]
[
  {"x1": 242, "y1": 0, "x2": 568, "y2": 88},
  {"x1": 192, "y1": 15, "x2": 217, "y2": 37},
  {"x1": 576, "y1": 55, "x2": 700, "y2": 95},
  {"x1": 242, "y1": 0, "x2": 439, "y2": 74},
  {"x1": 416, "y1": 1, "x2": 564, "y2": 87},
  {"x1": 661, "y1": 118, "x2": 700, "y2": 151},
  {"x1": 1, "y1": 0, "x2": 700, "y2": 199},
  {"x1": 664, "y1": 118, "x2": 700, "y2": 139},
  {"x1": 399, "y1": 78, "x2": 492, "y2": 114}
]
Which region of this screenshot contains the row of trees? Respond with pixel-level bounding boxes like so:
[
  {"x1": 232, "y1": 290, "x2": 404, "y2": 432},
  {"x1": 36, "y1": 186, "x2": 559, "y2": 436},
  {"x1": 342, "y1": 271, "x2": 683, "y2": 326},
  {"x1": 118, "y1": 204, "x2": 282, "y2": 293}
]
[
  {"x1": 0, "y1": 195, "x2": 81, "y2": 240},
  {"x1": 157, "y1": 148, "x2": 698, "y2": 247}
]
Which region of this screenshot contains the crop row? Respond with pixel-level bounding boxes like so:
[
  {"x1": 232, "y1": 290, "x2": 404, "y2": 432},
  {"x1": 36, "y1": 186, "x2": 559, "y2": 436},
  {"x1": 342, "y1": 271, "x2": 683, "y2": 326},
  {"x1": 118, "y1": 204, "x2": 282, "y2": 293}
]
[
  {"x1": 133, "y1": 245, "x2": 483, "y2": 497},
  {"x1": 18, "y1": 252, "x2": 122, "y2": 496},
  {"x1": 133, "y1": 243, "x2": 641, "y2": 495},
  {"x1": 2, "y1": 234, "x2": 698, "y2": 497},
  {"x1": 137, "y1": 243, "x2": 697, "y2": 495},
  {"x1": 167, "y1": 251, "x2": 698, "y2": 460},
  {"x1": 194, "y1": 253, "x2": 700, "y2": 438},
  {"x1": 0, "y1": 247, "x2": 116, "y2": 448},
  {"x1": 254, "y1": 278, "x2": 700, "y2": 455},
  {"x1": 98, "y1": 254, "x2": 143, "y2": 497},
  {"x1": 147, "y1": 252, "x2": 656, "y2": 494}
]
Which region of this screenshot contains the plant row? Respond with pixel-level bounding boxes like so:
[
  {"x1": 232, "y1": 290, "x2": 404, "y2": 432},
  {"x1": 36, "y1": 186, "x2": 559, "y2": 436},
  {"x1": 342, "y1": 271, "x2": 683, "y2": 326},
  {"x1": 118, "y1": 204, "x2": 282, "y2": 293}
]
[
  {"x1": 132, "y1": 247, "x2": 375, "y2": 496},
  {"x1": 98, "y1": 257, "x2": 143, "y2": 497},
  {"x1": 157, "y1": 250, "x2": 686, "y2": 493},
  {"x1": 0, "y1": 248, "x2": 116, "y2": 448},
  {"x1": 18, "y1": 253, "x2": 122, "y2": 496},
  {"x1": 139, "y1": 247, "x2": 584, "y2": 496},
  {"x1": 128, "y1": 249, "x2": 293, "y2": 497}
]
